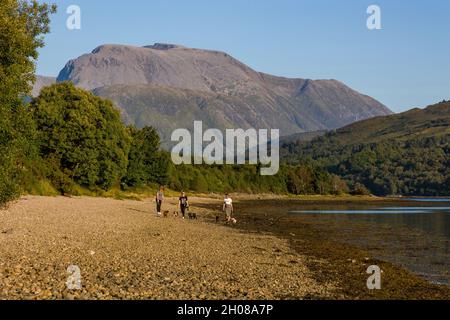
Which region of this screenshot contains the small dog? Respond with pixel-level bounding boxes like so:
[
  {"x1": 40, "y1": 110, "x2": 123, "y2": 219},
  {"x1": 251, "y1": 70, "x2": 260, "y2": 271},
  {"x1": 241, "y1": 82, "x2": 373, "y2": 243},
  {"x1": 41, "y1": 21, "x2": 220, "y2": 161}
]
[
  {"x1": 173, "y1": 211, "x2": 179, "y2": 218},
  {"x1": 188, "y1": 212, "x2": 197, "y2": 220},
  {"x1": 163, "y1": 211, "x2": 169, "y2": 218}
]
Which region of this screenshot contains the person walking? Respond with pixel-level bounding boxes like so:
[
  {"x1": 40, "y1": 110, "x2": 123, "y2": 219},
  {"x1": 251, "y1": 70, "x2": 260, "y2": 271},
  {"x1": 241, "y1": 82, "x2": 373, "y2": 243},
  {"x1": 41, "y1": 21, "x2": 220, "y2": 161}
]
[
  {"x1": 223, "y1": 194, "x2": 234, "y2": 222},
  {"x1": 179, "y1": 191, "x2": 189, "y2": 219},
  {"x1": 155, "y1": 186, "x2": 164, "y2": 216}
]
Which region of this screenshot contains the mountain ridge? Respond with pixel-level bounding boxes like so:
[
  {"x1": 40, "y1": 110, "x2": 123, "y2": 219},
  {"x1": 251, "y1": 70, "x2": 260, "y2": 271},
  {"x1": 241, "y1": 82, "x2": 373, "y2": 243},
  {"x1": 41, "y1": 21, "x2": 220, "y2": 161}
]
[{"x1": 37, "y1": 43, "x2": 392, "y2": 144}]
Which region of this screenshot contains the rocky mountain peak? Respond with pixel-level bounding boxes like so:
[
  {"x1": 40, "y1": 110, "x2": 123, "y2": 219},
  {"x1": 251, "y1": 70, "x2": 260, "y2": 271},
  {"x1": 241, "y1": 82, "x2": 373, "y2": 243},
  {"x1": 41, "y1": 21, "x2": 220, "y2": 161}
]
[{"x1": 41, "y1": 43, "x2": 392, "y2": 144}]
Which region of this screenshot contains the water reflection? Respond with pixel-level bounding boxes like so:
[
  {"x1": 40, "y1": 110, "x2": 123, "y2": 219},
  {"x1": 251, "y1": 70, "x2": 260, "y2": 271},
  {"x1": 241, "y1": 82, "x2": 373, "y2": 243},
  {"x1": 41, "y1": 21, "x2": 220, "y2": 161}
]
[
  {"x1": 290, "y1": 209, "x2": 449, "y2": 215},
  {"x1": 406, "y1": 198, "x2": 450, "y2": 202},
  {"x1": 289, "y1": 202, "x2": 450, "y2": 285}
]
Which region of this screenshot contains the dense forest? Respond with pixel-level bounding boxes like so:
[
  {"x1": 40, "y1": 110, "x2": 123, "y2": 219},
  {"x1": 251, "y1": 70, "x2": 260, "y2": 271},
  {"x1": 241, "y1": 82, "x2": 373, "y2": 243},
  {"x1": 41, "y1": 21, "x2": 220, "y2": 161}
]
[
  {"x1": 167, "y1": 163, "x2": 348, "y2": 195},
  {"x1": 281, "y1": 102, "x2": 450, "y2": 196}
]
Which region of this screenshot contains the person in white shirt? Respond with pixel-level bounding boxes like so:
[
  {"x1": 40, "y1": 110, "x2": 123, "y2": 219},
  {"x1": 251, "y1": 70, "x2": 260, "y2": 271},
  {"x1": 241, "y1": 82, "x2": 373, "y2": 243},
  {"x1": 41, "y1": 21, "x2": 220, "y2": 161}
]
[{"x1": 223, "y1": 194, "x2": 234, "y2": 222}]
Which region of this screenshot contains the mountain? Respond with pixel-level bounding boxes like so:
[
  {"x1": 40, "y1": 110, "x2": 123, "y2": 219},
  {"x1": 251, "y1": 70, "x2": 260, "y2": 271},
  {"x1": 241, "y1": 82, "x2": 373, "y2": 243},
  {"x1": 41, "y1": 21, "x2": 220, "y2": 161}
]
[
  {"x1": 31, "y1": 75, "x2": 56, "y2": 97},
  {"x1": 281, "y1": 101, "x2": 450, "y2": 196},
  {"x1": 49, "y1": 43, "x2": 392, "y2": 144}
]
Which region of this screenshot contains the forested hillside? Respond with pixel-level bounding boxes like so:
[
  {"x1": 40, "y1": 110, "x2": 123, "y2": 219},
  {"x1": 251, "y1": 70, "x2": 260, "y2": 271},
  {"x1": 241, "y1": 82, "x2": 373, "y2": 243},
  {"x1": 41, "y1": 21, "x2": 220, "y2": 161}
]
[{"x1": 281, "y1": 101, "x2": 450, "y2": 196}]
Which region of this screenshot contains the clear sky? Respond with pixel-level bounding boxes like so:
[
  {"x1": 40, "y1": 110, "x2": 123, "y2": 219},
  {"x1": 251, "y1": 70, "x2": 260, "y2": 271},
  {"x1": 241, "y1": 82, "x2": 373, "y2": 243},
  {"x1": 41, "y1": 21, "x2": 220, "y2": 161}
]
[{"x1": 36, "y1": 0, "x2": 450, "y2": 113}]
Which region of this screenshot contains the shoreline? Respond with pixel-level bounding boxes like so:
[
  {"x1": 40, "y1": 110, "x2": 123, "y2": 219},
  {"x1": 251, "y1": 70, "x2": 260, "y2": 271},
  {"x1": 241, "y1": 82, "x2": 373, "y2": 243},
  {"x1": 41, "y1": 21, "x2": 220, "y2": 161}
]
[
  {"x1": 0, "y1": 196, "x2": 334, "y2": 300},
  {"x1": 197, "y1": 197, "x2": 450, "y2": 299},
  {"x1": 1, "y1": 195, "x2": 449, "y2": 300}
]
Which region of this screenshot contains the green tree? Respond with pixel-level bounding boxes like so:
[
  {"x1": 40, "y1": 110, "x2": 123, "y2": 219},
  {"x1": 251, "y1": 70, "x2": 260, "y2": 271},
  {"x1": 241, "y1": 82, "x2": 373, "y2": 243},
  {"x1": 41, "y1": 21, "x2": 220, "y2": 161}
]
[
  {"x1": 123, "y1": 126, "x2": 169, "y2": 187},
  {"x1": 30, "y1": 83, "x2": 131, "y2": 192},
  {"x1": 0, "y1": 0, "x2": 56, "y2": 206},
  {"x1": 330, "y1": 174, "x2": 349, "y2": 195},
  {"x1": 352, "y1": 182, "x2": 371, "y2": 196},
  {"x1": 190, "y1": 173, "x2": 208, "y2": 192}
]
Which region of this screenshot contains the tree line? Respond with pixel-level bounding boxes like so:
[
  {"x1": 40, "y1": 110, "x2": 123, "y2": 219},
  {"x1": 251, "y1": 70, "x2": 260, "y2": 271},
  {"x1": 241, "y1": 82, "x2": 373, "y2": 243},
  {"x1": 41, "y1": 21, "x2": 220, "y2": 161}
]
[
  {"x1": 282, "y1": 132, "x2": 450, "y2": 196},
  {"x1": 4, "y1": 81, "x2": 349, "y2": 204}
]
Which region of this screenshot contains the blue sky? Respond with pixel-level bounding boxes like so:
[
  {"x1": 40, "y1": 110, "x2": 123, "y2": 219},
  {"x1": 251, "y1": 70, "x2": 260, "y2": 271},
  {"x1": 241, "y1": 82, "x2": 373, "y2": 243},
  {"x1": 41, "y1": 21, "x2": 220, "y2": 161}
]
[{"x1": 36, "y1": 0, "x2": 450, "y2": 112}]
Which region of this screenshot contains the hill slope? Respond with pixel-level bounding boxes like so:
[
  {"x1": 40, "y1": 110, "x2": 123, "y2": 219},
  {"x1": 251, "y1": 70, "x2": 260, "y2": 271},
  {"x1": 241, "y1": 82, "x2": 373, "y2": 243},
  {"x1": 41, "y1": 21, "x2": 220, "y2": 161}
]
[
  {"x1": 281, "y1": 101, "x2": 450, "y2": 196},
  {"x1": 52, "y1": 43, "x2": 391, "y2": 143}
]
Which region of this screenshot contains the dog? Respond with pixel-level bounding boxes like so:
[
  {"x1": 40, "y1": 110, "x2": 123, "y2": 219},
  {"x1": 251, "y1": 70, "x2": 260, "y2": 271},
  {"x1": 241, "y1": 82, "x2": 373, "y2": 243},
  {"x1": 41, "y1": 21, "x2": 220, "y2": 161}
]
[
  {"x1": 163, "y1": 210, "x2": 169, "y2": 218},
  {"x1": 173, "y1": 211, "x2": 179, "y2": 218},
  {"x1": 188, "y1": 212, "x2": 197, "y2": 220}
]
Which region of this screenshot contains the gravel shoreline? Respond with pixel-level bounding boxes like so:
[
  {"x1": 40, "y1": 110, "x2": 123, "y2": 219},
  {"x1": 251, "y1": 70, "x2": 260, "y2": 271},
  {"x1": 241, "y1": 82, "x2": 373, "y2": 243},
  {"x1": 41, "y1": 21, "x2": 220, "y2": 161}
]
[
  {"x1": 219, "y1": 199, "x2": 450, "y2": 300},
  {"x1": 0, "y1": 196, "x2": 335, "y2": 300}
]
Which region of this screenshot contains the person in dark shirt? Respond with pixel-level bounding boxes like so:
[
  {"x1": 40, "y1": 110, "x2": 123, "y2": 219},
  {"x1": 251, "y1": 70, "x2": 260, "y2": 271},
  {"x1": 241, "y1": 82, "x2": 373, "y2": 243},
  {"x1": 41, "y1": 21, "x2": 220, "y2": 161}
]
[
  {"x1": 179, "y1": 191, "x2": 189, "y2": 219},
  {"x1": 155, "y1": 186, "x2": 164, "y2": 216}
]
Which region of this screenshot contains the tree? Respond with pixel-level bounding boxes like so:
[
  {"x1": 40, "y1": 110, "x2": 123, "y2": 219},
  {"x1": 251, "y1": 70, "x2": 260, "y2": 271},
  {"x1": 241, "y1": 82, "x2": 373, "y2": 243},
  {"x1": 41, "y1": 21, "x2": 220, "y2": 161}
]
[
  {"x1": 190, "y1": 173, "x2": 208, "y2": 192},
  {"x1": 352, "y1": 183, "x2": 371, "y2": 196},
  {"x1": 330, "y1": 175, "x2": 349, "y2": 195},
  {"x1": 123, "y1": 126, "x2": 169, "y2": 187},
  {"x1": 30, "y1": 83, "x2": 131, "y2": 192},
  {"x1": 0, "y1": 0, "x2": 56, "y2": 206}
]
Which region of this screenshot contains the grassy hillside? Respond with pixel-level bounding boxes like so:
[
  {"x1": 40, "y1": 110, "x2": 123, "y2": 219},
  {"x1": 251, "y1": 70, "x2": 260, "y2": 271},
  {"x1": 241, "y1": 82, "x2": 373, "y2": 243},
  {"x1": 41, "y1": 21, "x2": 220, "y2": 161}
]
[
  {"x1": 318, "y1": 101, "x2": 450, "y2": 144},
  {"x1": 93, "y1": 84, "x2": 270, "y2": 148},
  {"x1": 281, "y1": 101, "x2": 450, "y2": 196}
]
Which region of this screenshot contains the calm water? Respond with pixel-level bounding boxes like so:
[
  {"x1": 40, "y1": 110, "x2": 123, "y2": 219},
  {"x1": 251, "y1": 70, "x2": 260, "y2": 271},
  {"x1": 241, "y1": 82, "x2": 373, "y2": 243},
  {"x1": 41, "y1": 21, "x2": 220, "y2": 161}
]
[
  {"x1": 289, "y1": 199, "x2": 450, "y2": 285},
  {"x1": 406, "y1": 198, "x2": 450, "y2": 202}
]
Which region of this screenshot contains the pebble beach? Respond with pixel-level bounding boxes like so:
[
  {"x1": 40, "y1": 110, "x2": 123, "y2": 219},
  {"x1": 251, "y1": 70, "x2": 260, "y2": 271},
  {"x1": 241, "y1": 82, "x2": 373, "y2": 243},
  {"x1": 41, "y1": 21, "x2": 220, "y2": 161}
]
[{"x1": 0, "y1": 196, "x2": 334, "y2": 300}]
